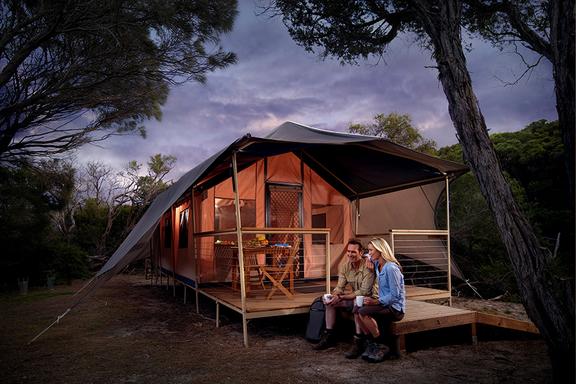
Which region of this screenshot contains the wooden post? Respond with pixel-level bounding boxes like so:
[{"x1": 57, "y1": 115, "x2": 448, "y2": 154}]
[
  {"x1": 325, "y1": 231, "x2": 331, "y2": 293},
  {"x1": 216, "y1": 302, "x2": 220, "y2": 328},
  {"x1": 232, "y1": 152, "x2": 249, "y2": 347},
  {"x1": 195, "y1": 289, "x2": 199, "y2": 314},
  {"x1": 183, "y1": 286, "x2": 187, "y2": 304},
  {"x1": 445, "y1": 175, "x2": 452, "y2": 306},
  {"x1": 471, "y1": 322, "x2": 478, "y2": 345},
  {"x1": 397, "y1": 334, "x2": 406, "y2": 353},
  {"x1": 354, "y1": 198, "x2": 360, "y2": 235}
]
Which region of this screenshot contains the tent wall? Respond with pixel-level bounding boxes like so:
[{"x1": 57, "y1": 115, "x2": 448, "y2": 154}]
[{"x1": 356, "y1": 181, "x2": 445, "y2": 234}]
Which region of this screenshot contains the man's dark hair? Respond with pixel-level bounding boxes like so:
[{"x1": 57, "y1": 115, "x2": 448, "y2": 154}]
[{"x1": 346, "y1": 238, "x2": 364, "y2": 251}]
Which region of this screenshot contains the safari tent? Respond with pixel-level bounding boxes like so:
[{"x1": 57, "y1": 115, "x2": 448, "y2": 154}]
[{"x1": 89, "y1": 121, "x2": 468, "y2": 346}]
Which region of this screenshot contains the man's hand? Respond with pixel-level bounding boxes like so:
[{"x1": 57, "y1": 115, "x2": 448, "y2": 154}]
[{"x1": 327, "y1": 294, "x2": 341, "y2": 305}]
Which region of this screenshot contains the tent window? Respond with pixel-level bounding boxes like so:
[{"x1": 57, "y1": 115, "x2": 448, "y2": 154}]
[
  {"x1": 215, "y1": 198, "x2": 256, "y2": 229},
  {"x1": 179, "y1": 208, "x2": 189, "y2": 248},
  {"x1": 164, "y1": 216, "x2": 172, "y2": 248}
]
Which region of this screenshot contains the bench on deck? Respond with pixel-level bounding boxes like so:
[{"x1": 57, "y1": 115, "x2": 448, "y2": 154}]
[{"x1": 390, "y1": 299, "x2": 539, "y2": 355}]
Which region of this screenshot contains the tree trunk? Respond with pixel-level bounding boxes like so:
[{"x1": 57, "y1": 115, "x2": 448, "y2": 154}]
[
  {"x1": 412, "y1": 1, "x2": 575, "y2": 382},
  {"x1": 550, "y1": 0, "x2": 575, "y2": 215}
]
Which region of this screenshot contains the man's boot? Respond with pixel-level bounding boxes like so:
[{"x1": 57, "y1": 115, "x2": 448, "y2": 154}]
[
  {"x1": 344, "y1": 335, "x2": 366, "y2": 359},
  {"x1": 313, "y1": 330, "x2": 336, "y2": 350}
]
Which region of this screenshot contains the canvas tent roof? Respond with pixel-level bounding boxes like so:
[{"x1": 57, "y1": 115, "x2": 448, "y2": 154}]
[{"x1": 82, "y1": 122, "x2": 467, "y2": 299}]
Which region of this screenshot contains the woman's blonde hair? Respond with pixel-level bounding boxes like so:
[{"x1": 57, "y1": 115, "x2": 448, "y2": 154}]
[{"x1": 369, "y1": 238, "x2": 401, "y2": 269}]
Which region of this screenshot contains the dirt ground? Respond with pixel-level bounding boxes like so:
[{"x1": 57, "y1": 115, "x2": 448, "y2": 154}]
[{"x1": 0, "y1": 274, "x2": 552, "y2": 384}]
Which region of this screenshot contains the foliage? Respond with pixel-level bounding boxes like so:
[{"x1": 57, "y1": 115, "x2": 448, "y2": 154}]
[
  {"x1": 45, "y1": 239, "x2": 90, "y2": 283},
  {"x1": 462, "y1": 1, "x2": 549, "y2": 55},
  {"x1": 437, "y1": 120, "x2": 572, "y2": 297},
  {"x1": 349, "y1": 113, "x2": 437, "y2": 154},
  {"x1": 0, "y1": 0, "x2": 238, "y2": 162},
  {"x1": 0, "y1": 152, "x2": 176, "y2": 288},
  {"x1": 72, "y1": 154, "x2": 176, "y2": 258},
  {"x1": 0, "y1": 160, "x2": 78, "y2": 286}
]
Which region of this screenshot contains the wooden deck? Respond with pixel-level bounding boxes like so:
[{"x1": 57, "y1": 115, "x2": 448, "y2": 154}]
[
  {"x1": 173, "y1": 278, "x2": 538, "y2": 348},
  {"x1": 198, "y1": 283, "x2": 449, "y2": 319}
]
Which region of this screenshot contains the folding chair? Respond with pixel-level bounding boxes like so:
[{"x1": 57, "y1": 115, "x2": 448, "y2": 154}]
[{"x1": 261, "y1": 236, "x2": 300, "y2": 299}]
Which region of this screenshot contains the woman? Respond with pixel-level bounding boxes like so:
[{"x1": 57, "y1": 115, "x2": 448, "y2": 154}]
[{"x1": 348, "y1": 238, "x2": 405, "y2": 362}]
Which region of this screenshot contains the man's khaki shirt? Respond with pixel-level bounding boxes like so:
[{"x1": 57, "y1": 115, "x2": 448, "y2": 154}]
[{"x1": 332, "y1": 258, "x2": 374, "y2": 297}]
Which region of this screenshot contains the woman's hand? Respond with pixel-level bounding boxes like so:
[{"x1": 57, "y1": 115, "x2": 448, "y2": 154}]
[{"x1": 365, "y1": 257, "x2": 374, "y2": 270}]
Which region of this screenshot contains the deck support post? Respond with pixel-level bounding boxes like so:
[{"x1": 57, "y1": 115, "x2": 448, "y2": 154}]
[
  {"x1": 196, "y1": 289, "x2": 200, "y2": 314},
  {"x1": 183, "y1": 286, "x2": 187, "y2": 304},
  {"x1": 242, "y1": 314, "x2": 249, "y2": 347},
  {"x1": 396, "y1": 335, "x2": 406, "y2": 354},
  {"x1": 216, "y1": 302, "x2": 220, "y2": 328},
  {"x1": 471, "y1": 322, "x2": 478, "y2": 345}
]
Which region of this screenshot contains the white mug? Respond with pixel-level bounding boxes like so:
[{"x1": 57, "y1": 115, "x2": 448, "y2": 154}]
[
  {"x1": 355, "y1": 295, "x2": 364, "y2": 307},
  {"x1": 323, "y1": 293, "x2": 333, "y2": 304}
]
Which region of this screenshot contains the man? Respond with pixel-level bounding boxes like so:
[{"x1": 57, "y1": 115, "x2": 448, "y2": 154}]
[{"x1": 313, "y1": 239, "x2": 374, "y2": 350}]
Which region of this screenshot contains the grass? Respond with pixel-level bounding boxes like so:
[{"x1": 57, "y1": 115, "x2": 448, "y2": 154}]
[{"x1": 0, "y1": 287, "x2": 75, "y2": 305}]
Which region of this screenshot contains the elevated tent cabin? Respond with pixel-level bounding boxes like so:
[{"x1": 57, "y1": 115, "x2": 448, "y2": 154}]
[{"x1": 94, "y1": 122, "x2": 468, "y2": 346}]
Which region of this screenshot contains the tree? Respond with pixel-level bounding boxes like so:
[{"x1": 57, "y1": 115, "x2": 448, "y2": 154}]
[
  {"x1": 0, "y1": 159, "x2": 88, "y2": 286},
  {"x1": 348, "y1": 112, "x2": 437, "y2": 154},
  {"x1": 269, "y1": 1, "x2": 573, "y2": 381},
  {"x1": 75, "y1": 153, "x2": 176, "y2": 257},
  {"x1": 0, "y1": 0, "x2": 237, "y2": 162},
  {"x1": 461, "y1": 0, "x2": 575, "y2": 209}
]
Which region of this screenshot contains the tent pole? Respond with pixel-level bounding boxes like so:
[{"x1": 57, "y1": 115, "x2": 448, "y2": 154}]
[
  {"x1": 445, "y1": 175, "x2": 452, "y2": 306},
  {"x1": 354, "y1": 198, "x2": 360, "y2": 235},
  {"x1": 232, "y1": 152, "x2": 249, "y2": 347},
  {"x1": 172, "y1": 205, "x2": 177, "y2": 297}
]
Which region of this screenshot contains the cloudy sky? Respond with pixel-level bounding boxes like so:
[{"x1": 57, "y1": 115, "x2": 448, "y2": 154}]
[{"x1": 78, "y1": 1, "x2": 557, "y2": 179}]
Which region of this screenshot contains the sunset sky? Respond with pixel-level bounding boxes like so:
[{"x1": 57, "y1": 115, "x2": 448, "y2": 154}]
[{"x1": 77, "y1": 1, "x2": 557, "y2": 179}]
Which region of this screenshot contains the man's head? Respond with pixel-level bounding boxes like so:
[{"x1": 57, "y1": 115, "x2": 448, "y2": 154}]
[{"x1": 346, "y1": 239, "x2": 364, "y2": 265}]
